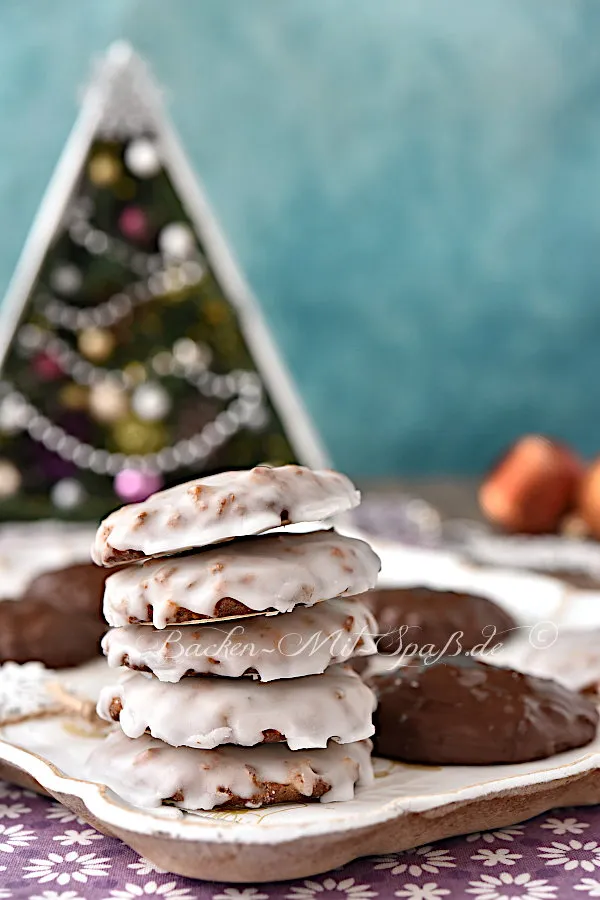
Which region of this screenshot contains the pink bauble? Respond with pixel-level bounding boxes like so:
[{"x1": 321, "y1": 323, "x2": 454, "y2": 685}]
[
  {"x1": 33, "y1": 352, "x2": 63, "y2": 381},
  {"x1": 118, "y1": 206, "x2": 148, "y2": 241},
  {"x1": 114, "y1": 469, "x2": 163, "y2": 503}
]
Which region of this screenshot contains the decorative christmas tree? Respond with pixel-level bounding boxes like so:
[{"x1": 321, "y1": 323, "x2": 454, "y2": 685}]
[{"x1": 0, "y1": 43, "x2": 326, "y2": 521}]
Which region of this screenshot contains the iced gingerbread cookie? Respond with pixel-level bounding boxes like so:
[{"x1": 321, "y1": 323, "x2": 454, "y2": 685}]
[
  {"x1": 102, "y1": 597, "x2": 378, "y2": 682},
  {"x1": 97, "y1": 664, "x2": 376, "y2": 750},
  {"x1": 92, "y1": 465, "x2": 360, "y2": 566},
  {"x1": 88, "y1": 730, "x2": 374, "y2": 809},
  {"x1": 103, "y1": 530, "x2": 380, "y2": 629}
]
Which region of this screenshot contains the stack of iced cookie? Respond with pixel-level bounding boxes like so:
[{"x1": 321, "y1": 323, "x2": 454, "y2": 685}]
[{"x1": 89, "y1": 465, "x2": 381, "y2": 811}]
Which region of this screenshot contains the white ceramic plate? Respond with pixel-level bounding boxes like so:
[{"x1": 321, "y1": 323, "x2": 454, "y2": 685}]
[{"x1": 1, "y1": 546, "x2": 600, "y2": 882}]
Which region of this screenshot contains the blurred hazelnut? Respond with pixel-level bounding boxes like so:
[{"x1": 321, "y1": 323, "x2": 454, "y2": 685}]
[
  {"x1": 577, "y1": 459, "x2": 600, "y2": 540},
  {"x1": 479, "y1": 435, "x2": 584, "y2": 534}
]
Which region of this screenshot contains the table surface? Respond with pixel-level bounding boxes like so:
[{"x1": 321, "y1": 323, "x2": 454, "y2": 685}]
[
  {"x1": 0, "y1": 779, "x2": 598, "y2": 900},
  {"x1": 2, "y1": 486, "x2": 598, "y2": 899}
]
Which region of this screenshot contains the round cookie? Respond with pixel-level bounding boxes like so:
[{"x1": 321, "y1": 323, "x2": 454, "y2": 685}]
[
  {"x1": 87, "y1": 730, "x2": 374, "y2": 809},
  {"x1": 0, "y1": 562, "x2": 114, "y2": 669},
  {"x1": 0, "y1": 521, "x2": 96, "y2": 599},
  {"x1": 364, "y1": 586, "x2": 516, "y2": 655},
  {"x1": 102, "y1": 597, "x2": 379, "y2": 682},
  {"x1": 25, "y1": 562, "x2": 113, "y2": 619},
  {"x1": 92, "y1": 465, "x2": 360, "y2": 566},
  {"x1": 103, "y1": 530, "x2": 380, "y2": 629},
  {"x1": 368, "y1": 657, "x2": 599, "y2": 765},
  {"x1": 0, "y1": 599, "x2": 106, "y2": 669},
  {"x1": 97, "y1": 664, "x2": 376, "y2": 750}
]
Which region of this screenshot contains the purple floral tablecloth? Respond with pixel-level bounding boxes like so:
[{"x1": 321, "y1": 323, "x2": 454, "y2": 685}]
[{"x1": 0, "y1": 778, "x2": 598, "y2": 899}]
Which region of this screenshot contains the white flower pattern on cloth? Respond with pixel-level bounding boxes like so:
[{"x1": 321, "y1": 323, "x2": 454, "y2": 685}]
[
  {"x1": 394, "y1": 885, "x2": 450, "y2": 900},
  {"x1": 0, "y1": 822, "x2": 37, "y2": 852},
  {"x1": 466, "y1": 872, "x2": 558, "y2": 900},
  {"x1": 103, "y1": 883, "x2": 196, "y2": 899},
  {"x1": 470, "y1": 848, "x2": 523, "y2": 867},
  {"x1": 29, "y1": 892, "x2": 87, "y2": 900},
  {"x1": 0, "y1": 777, "x2": 600, "y2": 897},
  {"x1": 285, "y1": 878, "x2": 378, "y2": 900},
  {"x1": 127, "y1": 858, "x2": 167, "y2": 876},
  {"x1": 52, "y1": 829, "x2": 104, "y2": 847},
  {"x1": 538, "y1": 840, "x2": 600, "y2": 872},
  {"x1": 0, "y1": 802, "x2": 31, "y2": 819},
  {"x1": 374, "y1": 848, "x2": 455, "y2": 878},
  {"x1": 0, "y1": 784, "x2": 34, "y2": 801},
  {"x1": 45, "y1": 804, "x2": 86, "y2": 825},
  {"x1": 213, "y1": 891, "x2": 269, "y2": 900},
  {"x1": 541, "y1": 817, "x2": 590, "y2": 836},
  {"x1": 23, "y1": 851, "x2": 112, "y2": 884},
  {"x1": 575, "y1": 878, "x2": 600, "y2": 896},
  {"x1": 466, "y1": 828, "x2": 525, "y2": 844}
]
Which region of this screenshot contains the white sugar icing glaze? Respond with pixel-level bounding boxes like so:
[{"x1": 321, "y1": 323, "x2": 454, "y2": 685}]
[
  {"x1": 102, "y1": 530, "x2": 381, "y2": 629},
  {"x1": 0, "y1": 662, "x2": 63, "y2": 725},
  {"x1": 92, "y1": 465, "x2": 360, "y2": 565},
  {"x1": 97, "y1": 664, "x2": 376, "y2": 750},
  {"x1": 87, "y1": 730, "x2": 374, "y2": 809},
  {"x1": 101, "y1": 597, "x2": 379, "y2": 682},
  {"x1": 491, "y1": 629, "x2": 600, "y2": 693}
]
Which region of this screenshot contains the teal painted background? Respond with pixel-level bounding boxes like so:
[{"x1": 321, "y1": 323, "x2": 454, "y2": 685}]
[{"x1": 1, "y1": 0, "x2": 600, "y2": 476}]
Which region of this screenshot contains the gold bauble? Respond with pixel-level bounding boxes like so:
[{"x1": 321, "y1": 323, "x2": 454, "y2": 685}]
[
  {"x1": 0, "y1": 459, "x2": 21, "y2": 498},
  {"x1": 112, "y1": 416, "x2": 167, "y2": 454},
  {"x1": 88, "y1": 153, "x2": 121, "y2": 186},
  {"x1": 89, "y1": 381, "x2": 129, "y2": 423},
  {"x1": 123, "y1": 361, "x2": 147, "y2": 386},
  {"x1": 203, "y1": 298, "x2": 230, "y2": 325},
  {"x1": 60, "y1": 383, "x2": 89, "y2": 410},
  {"x1": 78, "y1": 328, "x2": 115, "y2": 362}
]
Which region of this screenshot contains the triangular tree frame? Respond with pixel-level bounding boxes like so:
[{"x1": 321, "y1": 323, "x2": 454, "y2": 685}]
[{"x1": 0, "y1": 41, "x2": 328, "y2": 475}]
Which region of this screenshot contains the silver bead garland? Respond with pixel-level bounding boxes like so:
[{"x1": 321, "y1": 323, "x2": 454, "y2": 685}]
[
  {"x1": 17, "y1": 328, "x2": 239, "y2": 403},
  {"x1": 0, "y1": 375, "x2": 264, "y2": 477},
  {"x1": 8, "y1": 196, "x2": 264, "y2": 479},
  {"x1": 47, "y1": 200, "x2": 206, "y2": 330},
  {"x1": 67, "y1": 213, "x2": 162, "y2": 275}
]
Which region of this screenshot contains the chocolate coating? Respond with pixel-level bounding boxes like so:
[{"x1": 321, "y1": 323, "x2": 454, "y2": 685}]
[
  {"x1": 369, "y1": 657, "x2": 599, "y2": 765},
  {"x1": 364, "y1": 586, "x2": 516, "y2": 655},
  {"x1": 0, "y1": 563, "x2": 114, "y2": 669},
  {"x1": 0, "y1": 600, "x2": 106, "y2": 669},
  {"x1": 25, "y1": 562, "x2": 111, "y2": 618}
]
